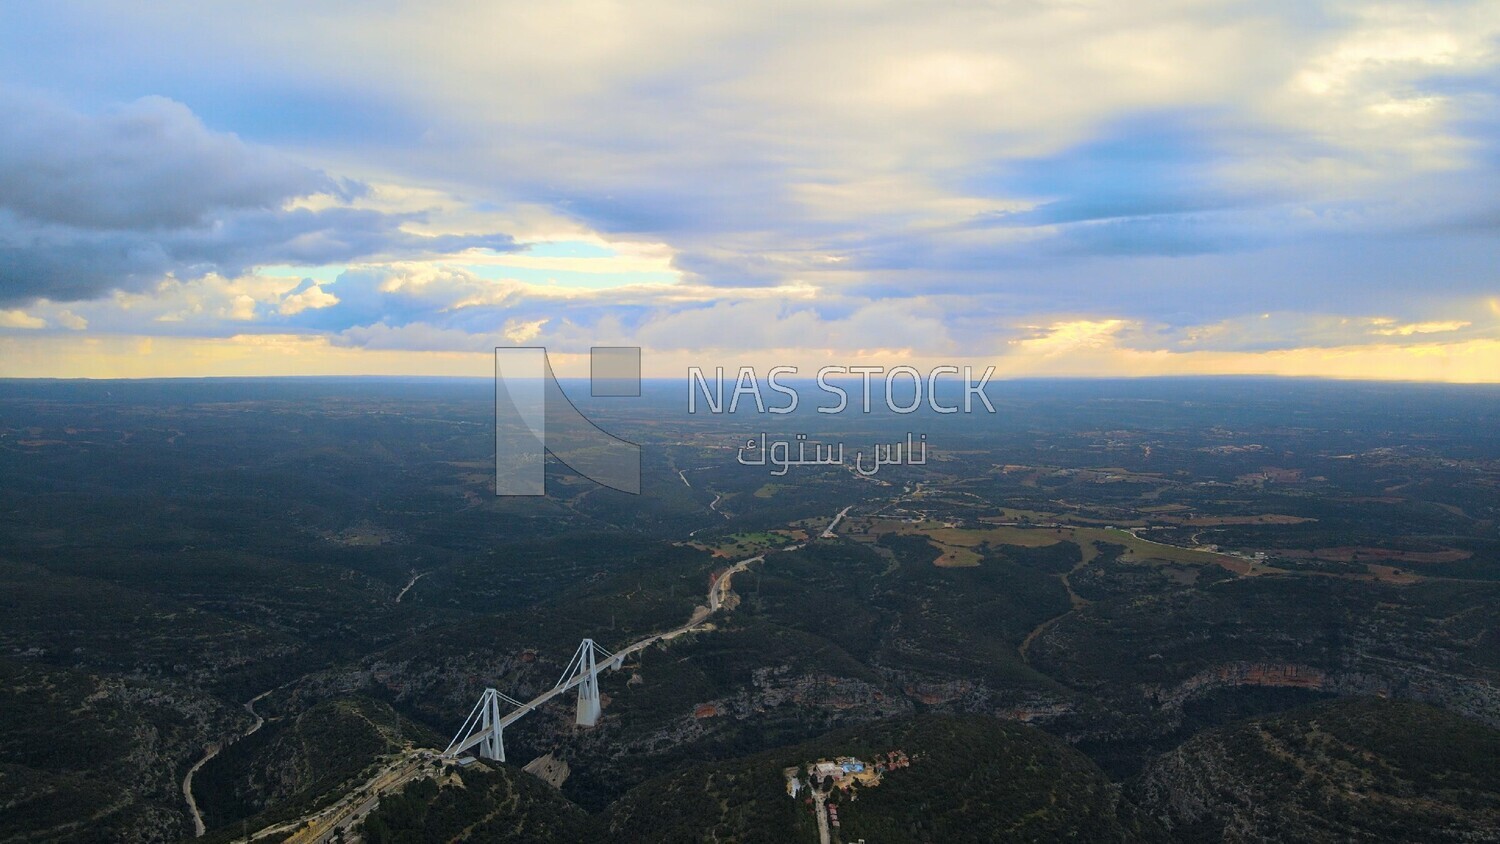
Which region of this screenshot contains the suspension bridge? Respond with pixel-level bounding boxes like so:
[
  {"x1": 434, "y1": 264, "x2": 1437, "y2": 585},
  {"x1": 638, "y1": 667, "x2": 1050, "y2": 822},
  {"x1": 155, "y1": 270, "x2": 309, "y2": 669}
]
[
  {"x1": 443, "y1": 638, "x2": 622, "y2": 762},
  {"x1": 441, "y1": 545, "x2": 780, "y2": 763}
]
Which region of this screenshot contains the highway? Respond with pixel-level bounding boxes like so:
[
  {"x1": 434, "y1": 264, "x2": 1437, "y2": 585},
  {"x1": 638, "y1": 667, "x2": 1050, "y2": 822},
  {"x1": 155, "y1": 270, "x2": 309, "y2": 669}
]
[
  {"x1": 821, "y1": 505, "x2": 852, "y2": 538},
  {"x1": 280, "y1": 753, "x2": 429, "y2": 844}
]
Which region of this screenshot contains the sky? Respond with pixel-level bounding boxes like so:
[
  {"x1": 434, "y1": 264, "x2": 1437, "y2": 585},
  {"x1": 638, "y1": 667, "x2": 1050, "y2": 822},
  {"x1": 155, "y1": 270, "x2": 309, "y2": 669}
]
[{"x1": 1, "y1": 0, "x2": 1498, "y2": 380}]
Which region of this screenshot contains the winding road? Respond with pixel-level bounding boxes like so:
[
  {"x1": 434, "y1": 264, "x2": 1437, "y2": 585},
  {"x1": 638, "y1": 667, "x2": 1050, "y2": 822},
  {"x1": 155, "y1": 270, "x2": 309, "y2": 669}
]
[
  {"x1": 687, "y1": 493, "x2": 729, "y2": 538},
  {"x1": 183, "y1": 688, "x2": 274, "y2": 837}
]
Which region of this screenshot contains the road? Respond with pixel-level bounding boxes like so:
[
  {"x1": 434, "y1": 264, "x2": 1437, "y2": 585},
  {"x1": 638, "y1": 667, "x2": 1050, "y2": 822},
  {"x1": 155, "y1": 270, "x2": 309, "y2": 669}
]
[
  {"x1": 395, "y1": 571, "x2": 428, "y2": 603},
  {"x1": 181, "y1": 745, "x2": 217, "y2": 837},
  {"x1": 688, "y1": 493, "x2": 728, "y2": 538},
  {"x1": 183, "y1": 688, "x2": 274, "y2": 837},
  {"x1": 821, "y1": 505, "x2": 852, "y2": 538},
  {"x1": 812, "y1": 788, "x2": 832, "y2": 844},
  {"x1": 707, "y1": 555, "x2": 760, "y2": 613},
  {"x1": 687, "y1": 491, "x2": 732, "y2": 538},
  {"x1": 281, "y1": 753, "x2": 429, "y2": 844}
]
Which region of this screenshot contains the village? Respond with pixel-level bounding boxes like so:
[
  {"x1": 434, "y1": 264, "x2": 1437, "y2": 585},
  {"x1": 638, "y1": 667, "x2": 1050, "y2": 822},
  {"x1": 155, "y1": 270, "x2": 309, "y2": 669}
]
[{"x1": 784, "y1": 749, "x2": 914, "y2": 844}]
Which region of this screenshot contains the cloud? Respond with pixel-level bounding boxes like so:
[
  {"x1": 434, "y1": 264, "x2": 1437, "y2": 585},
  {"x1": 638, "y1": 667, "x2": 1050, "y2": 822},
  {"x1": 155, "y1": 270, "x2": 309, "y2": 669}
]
[
  {"x1": 1, "y1": 2, "x2": 1498, "y2": 380},
  {"x1": 225, "y1": 294, "x2": 259, "y2": 321},
  {"x1": 0, "y1": 90, "x2": 516, "y2": 305},
  {"x1": 1014, "y1": 320, "x2": 1135, "y2": 356},
  {"x1": 325, "y1": 290, "x2": 964, "y2": 362},
  {"x1": 278, "y1": 281, "x2": 340, "y2": 316},
  {"x1": 502, "y1": 317, "x2": 548, "y2": 343},
  {"x1": 1371, "y1": 319, "x2": 1471, "y2": 336},
  {"x1": 53, "y1": 310, "x2": 87, "y2": 330},
  {"x1": 0, "y1": 91, "x2": 330, "y2": 230},
  {"x1": 280, "y1": 0, "x2": 1496, "y2": 286},
  {"x1": 1106, "y1": 308, "x2": 1493, "y2": 354},
  {"x1": 0, "y1": 308, "x2": 44, "y2": 329}
]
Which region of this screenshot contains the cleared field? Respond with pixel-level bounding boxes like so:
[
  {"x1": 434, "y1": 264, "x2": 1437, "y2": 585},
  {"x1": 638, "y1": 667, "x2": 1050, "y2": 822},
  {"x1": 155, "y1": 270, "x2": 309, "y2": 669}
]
[
  {"x1": 861, "y1": 518, "x2": 1249, "y2": 573},
  {"x1": 978, "y1": 507, "x2": 1313, "y2": 530},
  {"x1": 1359, "y1": 564, "x2": 1423, "y2": 584},
  {"x1": 983, "y1": 508, "x2": 1064, "y2": 523},
  {"x1": 1279, "y1": 546, "x2": 1471, "y2": 564},
  {"x1": 932, "y1": 546, "x2": 983, "y2": 567},
  {"x1": 690, "y1": 530, "x2": 799, "y2": 558},
  {"x1": 1163, "y1": 514, "x2": 1315, "y2": 526},
  {"x1": 927, "y1": 525, "x2": 1070, "y2": 549},
  {"x1": 1069, "y1": 527, "x2": 1261, "y2": 571}
]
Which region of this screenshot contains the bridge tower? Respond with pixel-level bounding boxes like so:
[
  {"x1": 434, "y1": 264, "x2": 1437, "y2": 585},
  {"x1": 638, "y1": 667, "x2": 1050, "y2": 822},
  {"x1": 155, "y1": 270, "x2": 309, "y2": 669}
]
[
  {"x1": 559, "y1": 638, "x2": 617, "y2": 727},
  {"x1": 479, "y1": 688, "x2": 504, "y2": 761},
  {"x1": 445, "y1": 687, "x2": 524, "y2": 762},
  {"x1": 574, "y1": 639, "x2": 602, "y2": 726}
]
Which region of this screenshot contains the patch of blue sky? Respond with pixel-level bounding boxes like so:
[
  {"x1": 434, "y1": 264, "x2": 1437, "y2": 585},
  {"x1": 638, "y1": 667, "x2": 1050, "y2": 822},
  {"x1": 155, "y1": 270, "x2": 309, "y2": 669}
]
[
  {"x1": 969, "y1": 110, "x2": 1256, "y2": 228},
  {"x1": 523, "y1": 240, "x2": 618, "y2": 259},
  {"x1": 188, "y1": 86, "x2": 424, "y2": 147},
  {"x1": 259, "y1": 265, "x2": 345, "y2": 284},
  {"x1": 461, "y1": 262, "x2": 676, "y2": 289}
]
